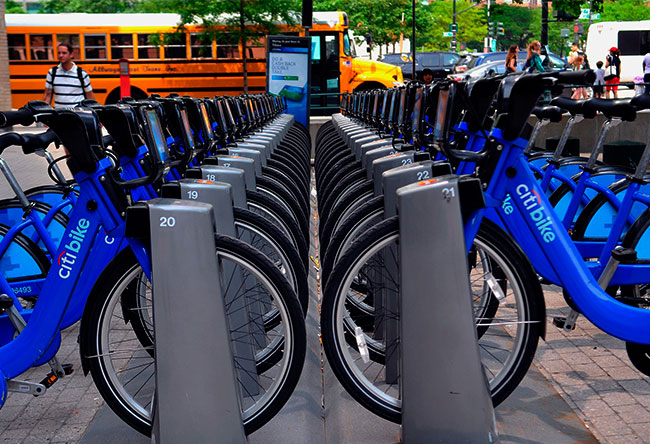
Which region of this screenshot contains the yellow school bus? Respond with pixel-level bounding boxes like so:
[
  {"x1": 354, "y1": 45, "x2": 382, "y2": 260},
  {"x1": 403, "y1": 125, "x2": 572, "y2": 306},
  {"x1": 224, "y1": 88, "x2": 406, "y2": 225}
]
[{"x1": 6, "y1": 11, "x2": 403, "y2": 110}]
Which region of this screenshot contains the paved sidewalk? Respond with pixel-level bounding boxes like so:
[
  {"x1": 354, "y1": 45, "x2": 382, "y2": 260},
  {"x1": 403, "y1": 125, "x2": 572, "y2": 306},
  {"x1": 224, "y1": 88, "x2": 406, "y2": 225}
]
[{"x1": 533, "y1": 286, "x2": 650, "y2": 443}]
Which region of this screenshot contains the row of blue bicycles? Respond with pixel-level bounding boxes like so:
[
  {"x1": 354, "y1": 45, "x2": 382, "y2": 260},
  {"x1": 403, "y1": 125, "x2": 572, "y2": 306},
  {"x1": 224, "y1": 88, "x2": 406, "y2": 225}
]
[
  {"x1": 0, "y1": 93, "x2": 313, "y2": 435},
  {"x1": 3, "y1": 66, "x2": 650, "y2": 437},
  {"x1": 315, "y1": 70, "x2": 650, "y2": 422}
]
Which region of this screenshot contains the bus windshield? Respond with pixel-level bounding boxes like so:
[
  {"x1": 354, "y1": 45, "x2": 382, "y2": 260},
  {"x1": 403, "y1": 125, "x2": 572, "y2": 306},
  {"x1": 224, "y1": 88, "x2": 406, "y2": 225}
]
[{"x1": 343, "y1": 32, "x2": 355, "y2": 58}]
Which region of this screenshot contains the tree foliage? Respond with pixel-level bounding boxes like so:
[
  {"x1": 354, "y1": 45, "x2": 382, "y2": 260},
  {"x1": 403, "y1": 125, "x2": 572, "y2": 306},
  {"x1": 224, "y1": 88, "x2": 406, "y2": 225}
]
[
  {"x1": 6, "y1": 1, "x2": 27, "y2": 13},
  {"x1": 552, "y1": 0, "x2": 603, "y2": 16},
  {"x1": 421, "y1": 0, "x2": 485, "y2": 51},
  {"x1": 39, "y1": 0, "x2": 147, "y2": 13},
  {"x1": 596, "y1": 0, "x2": 650, "y2": 22}
]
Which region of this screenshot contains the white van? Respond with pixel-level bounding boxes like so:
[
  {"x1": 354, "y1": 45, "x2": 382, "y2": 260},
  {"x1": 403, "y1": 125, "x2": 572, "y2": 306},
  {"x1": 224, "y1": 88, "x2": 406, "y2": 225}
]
[{"x1": 586, "y1": 20, "x2": 650, "y2": 86}]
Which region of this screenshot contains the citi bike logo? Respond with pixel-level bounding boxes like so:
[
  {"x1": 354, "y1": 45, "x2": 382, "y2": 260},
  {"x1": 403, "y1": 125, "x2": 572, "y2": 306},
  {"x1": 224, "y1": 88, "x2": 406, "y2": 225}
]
[
  {"x1": 516, "y1": 185, "x2": 556, "y2": 243},
  {"x1": 58, "y1": 218, "x2": 90, "y2": 279}
]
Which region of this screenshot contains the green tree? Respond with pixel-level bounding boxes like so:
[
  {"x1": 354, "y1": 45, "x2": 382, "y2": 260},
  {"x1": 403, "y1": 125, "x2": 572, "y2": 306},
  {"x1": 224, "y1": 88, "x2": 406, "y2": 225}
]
[
  {"x1": 6, "y1": 1, "x2": 27, "y2": 13},
  {"x1": 595, "y1": 0, "x2": 650, "y2": 22},
  {"x1": 552, "y1": 0, "x2": 604, "y2": 17},
  {"x1": 420, "y1": 0, "x2": 486, "y2": 51},
  {"x1": 164, "y1": 0, "x2": 300, "y2": 92},
  {"x1": 39, "y1": 0, "x2": 300, "y2": 92},
  {"x1": 39, "y1": 0, "x2": 142, "y2": 13},
  {"x1": 315, "y1": 0, "x2": 421, "y2": 58},
  {"x1": 488, "y1": 3, "x2": 536, "y2": 50}
]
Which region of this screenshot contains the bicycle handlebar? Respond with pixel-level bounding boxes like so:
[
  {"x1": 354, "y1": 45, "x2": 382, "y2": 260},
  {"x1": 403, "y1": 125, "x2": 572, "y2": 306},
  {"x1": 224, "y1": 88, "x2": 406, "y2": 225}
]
[
  {"x1": 553, "y1": 69, "x2": 596, "y2": 86},
  {"x1": 0, "y1": 133, "x2": 24, "y2": 154},
  {"x1": 0, "y1": 108, "x2": 35, "y2": 128},
  {"x1": 21, "y1": 130, "x2": 59, "y2": 155}
]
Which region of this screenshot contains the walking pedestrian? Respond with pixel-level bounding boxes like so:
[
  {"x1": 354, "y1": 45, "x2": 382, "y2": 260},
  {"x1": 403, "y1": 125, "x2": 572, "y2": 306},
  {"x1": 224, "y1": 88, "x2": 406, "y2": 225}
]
[
  {"x1": 604, "y1": 46, "x2": 621, "y2": 99},
  {"x1": 43, "y1": 42, "x2": 95, "y2": 108}
]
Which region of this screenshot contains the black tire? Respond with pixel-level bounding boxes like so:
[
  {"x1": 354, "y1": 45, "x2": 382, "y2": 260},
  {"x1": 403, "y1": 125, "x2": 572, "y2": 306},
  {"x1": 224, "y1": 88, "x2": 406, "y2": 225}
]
[
  {"x1": 266, "y1": 159, "x2": 310, "y2": 195},
  {"x1": 318, "y1": 162, "x2": 363, "y2": 208},
  {"x1": 0, "y1": 222, "x2": 50, "y2": 283},
  {"x1": 318, "y1": 155, "x2": 359, "y2": 195},
  {"x1": 232, "y1": 207, "x2": 309, "y2": 314},
  {"x1": 80, "y1": 236, "x2": 306, "y2": 436},
  {"x1": 319, "y1": 183, "x2": 373, "y2": 255},
  {"x1": 246, "y1": 190, "x2": 309, "y2": 270},
  {"x1": 319, "y1": 179, "x2": 370, "y2": 236},
  {"x1": 256, "y1": 176, "x2": 309, "y2": 240},
  {"x1": 320, "y1": 196, "x2": 384, "y2": 285},
  {"x1": 321, "y1": 217, "x2": 544, "y2": 422},
  {"x1": 261, "y1": 168, "x2": 310, "y2": 219}
]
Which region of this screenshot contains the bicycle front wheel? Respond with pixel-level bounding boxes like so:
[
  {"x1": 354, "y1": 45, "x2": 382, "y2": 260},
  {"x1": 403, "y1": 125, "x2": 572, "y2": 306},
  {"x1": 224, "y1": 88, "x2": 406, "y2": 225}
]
[
  {"x1": 321, "y1": 217, "x2": 544, "y2": 422},
  {"x1": 80, "y1": 235, "x2": 306, "y2": 436}
]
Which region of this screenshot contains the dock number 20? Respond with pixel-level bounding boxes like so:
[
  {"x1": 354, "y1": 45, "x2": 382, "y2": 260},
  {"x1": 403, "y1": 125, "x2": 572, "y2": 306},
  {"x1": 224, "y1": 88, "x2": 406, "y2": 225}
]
[{"x1": 160, "y1": 216, "x2": 176, "y2": 227}]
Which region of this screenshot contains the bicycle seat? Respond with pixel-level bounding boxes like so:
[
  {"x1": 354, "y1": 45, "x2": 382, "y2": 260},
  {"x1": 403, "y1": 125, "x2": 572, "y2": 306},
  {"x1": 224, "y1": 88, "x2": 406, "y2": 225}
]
[
  {"x1": 583, "y1": 98, "x2": 636, "y2": 122},
  {"x1": 532, "y1": 105, "x2": 564, "y2": 123},
  {"x1": 631, "y1": 94, "x2": 650, "y2": 112},
  {"x1": 549, "y1": 97, "x2": 596, "y2": 118}
]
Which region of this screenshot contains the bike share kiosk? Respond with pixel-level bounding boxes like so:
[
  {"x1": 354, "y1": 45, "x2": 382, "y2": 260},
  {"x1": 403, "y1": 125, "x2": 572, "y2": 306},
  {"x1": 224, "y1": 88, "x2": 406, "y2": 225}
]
[
  {"x1": 396, "y1": 175, "x2": 497, "y2": 443},
  {"x1": 126, "y1": 199, "x2": 247, "y2": 444}
]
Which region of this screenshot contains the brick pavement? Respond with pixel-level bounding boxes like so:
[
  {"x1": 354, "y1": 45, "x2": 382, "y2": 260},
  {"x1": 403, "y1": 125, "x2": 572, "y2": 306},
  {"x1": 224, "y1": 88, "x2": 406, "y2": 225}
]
[
  {"x1": 534, "y1": 286, "x2": 650, "y2": 444},
  {"x1": 1, "y1": 135, "x2": 650, "y2": 442}
]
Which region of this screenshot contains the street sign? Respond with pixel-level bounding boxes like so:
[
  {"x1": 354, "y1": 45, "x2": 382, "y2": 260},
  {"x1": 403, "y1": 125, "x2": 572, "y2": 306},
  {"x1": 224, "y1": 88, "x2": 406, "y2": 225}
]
[
  {"x1": 449, "y1": 23, "x2": 458, "y2": 32},
  {"x1": 580, "y1": 8, "x2": 590, "y2": 19},
  {"x1": 561, "y1": 28, "x2": 570, "y2": 38},
  {"x1": 591, "y1": 13, "x2": 601, "y2": 19},
  {"x1": 443, "y1": 32, "x2": 453, "y2": 37}
]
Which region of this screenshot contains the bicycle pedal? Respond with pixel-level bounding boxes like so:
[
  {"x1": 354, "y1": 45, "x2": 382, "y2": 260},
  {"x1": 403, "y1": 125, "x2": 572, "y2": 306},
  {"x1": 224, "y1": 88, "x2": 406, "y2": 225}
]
[
  {"x1": 552, "y1": 316, "x2": 576, "y2": 331},
  {"x1": 40, "y1": 364, "x2": 73, "y2": 388}
]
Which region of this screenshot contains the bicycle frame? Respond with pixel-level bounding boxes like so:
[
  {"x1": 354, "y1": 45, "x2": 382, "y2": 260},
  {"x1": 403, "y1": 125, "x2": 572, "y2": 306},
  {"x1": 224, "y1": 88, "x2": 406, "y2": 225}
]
[
  {"x1": 0, "y1": 157, "x2": 127, "y2": 406},
  {"x1": 465, "y1": 127, "x2": 650, "y2": 345}
]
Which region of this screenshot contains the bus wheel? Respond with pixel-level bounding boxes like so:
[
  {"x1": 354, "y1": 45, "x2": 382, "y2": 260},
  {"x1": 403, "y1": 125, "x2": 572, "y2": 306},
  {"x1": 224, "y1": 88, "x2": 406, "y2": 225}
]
[
  {"x1": 353, "y1": 82, "x2": 386, "y2": 93},
  {"x1": 105, "y1": 87, "x2": 148, "y2": 104}
]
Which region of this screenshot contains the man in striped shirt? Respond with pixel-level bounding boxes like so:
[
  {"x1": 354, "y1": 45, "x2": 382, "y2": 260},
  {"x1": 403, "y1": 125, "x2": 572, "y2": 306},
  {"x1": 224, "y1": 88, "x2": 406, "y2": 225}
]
[{"x1": 43, "y1": 43, "x2": 95, "y2": 108}]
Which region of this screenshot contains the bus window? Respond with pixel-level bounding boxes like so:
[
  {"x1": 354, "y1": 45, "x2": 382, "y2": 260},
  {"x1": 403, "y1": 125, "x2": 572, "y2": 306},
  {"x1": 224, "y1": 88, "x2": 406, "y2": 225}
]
[
  {"x1": 191, "y1": 33, "x2": 213, "y2": 58},
  {"x1": 8, "y1": 35, "x2": 26, "y2": 60},
  {"x1": 247, "y1": 36, "x2": 266, "y2": 59},
  {"x1": 217, "y1": 34, "x2": 240, "y2": 59},
  {"x1": 111, "y1": 34, "x2": 134, "y2": 59},
  {"x1": 325, "y1": 35, "x2": 338, "y2": 64},
  {"x1": 85, "y1": 34, "x2": 107, "y2": 59},
  {"x1": 30, "y1": 34, "x2": 53, "y2": 60},
  {"x1": 138, "y1": 34, "x2": 160, "y2": 59},
  {"x1": 56, "y1": 34, "x2": 80, "y2": 58},
  {"x1": 619, "y1": 30, "x2": 650, "y2": 56},
  {"x1": 163, "y1": 33, "x2": 187, "y2": 59},
  {"x1": 311, "y1": 36, "x2": 321, "y2": 61},
  {"x1": 343, "y1": 32, "x2": 352, "y2": 57}
]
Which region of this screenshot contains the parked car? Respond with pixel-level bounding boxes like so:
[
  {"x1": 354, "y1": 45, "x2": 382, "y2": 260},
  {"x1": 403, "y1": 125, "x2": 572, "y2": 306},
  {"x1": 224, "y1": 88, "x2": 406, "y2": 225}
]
[
  {"x1": 449, "y1": 60, "x2": 525, "y2": 81},
  {"x1": 382, "y1": 51, "x2": 462, "y2": 80},
  {"x1": 449, "y1": 56, "x2": 568, "y2": 81},
  {"x1": 453, "y1": 51, "x2": 570, "y2": 73}
]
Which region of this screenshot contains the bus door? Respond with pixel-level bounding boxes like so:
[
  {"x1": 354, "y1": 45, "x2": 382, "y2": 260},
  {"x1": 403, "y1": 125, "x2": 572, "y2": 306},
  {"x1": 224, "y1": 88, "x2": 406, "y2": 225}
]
[{"x1": 310, "y1": 32, "x2": 340, "y2": 115}]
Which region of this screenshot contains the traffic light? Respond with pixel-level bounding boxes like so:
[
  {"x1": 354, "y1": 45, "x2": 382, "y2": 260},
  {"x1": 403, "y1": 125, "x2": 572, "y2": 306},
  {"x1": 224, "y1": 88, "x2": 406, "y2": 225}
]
[
  {"x1": 497, "y1": 22, "x2": 505, "y2": 36},
  {"x1": 573, "y1": 22, "x2": 584, "y2": 34},
  {"x1": 488, "y1": 22, "x2": 495, "y2": 37}
]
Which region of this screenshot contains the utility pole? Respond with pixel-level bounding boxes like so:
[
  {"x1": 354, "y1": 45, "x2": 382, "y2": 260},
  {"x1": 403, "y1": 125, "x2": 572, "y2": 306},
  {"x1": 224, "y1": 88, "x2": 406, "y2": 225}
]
[
  {"x1": 541, "y1": 0, "x2": 549, "y2": 46},
  {"x1": 399, "y1": 13, "x2": 405, "y2": 54},
  {"x1": 0, "y1": 0, "x2": 11, "y2": 110},
  {"x1": 452, "y1": 0, "x2": 457, "y2": 52},
  {"x1": 485, "y1": 0, "x2": 490, "y2": 52},
  {"x1": 412, "y1": 0, "x2": 416, "y2": 76}
]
